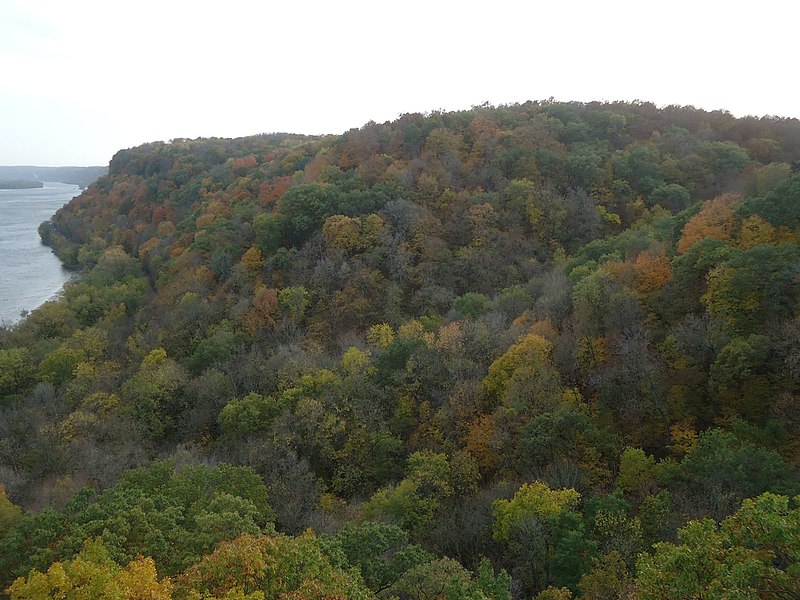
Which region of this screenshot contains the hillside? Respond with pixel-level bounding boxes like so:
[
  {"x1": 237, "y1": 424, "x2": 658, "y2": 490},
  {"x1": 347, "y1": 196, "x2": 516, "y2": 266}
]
[{"x1": 1, "y1": 101, "x2": 800, "y2": 598}]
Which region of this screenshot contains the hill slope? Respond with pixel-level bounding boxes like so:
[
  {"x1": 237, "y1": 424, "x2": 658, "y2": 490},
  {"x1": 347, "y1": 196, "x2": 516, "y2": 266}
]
[{"x1": 1, "y1": 101, "x2": 800, "y2": 598}]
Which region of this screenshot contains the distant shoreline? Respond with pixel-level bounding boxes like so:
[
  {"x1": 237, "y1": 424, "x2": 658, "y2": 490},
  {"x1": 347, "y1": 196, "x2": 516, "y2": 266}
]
[
  {"x1": 0, "y1": 165, "x2": 107, "y2": 189},
  {"x1": 0, "y1": 179, "x2": 44, "y2": 189}
]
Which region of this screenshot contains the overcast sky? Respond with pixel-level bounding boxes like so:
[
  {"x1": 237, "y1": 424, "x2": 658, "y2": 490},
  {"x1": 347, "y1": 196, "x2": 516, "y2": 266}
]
[{"x1": 2, "y1": 0, "x2": 799, "y2": 166}]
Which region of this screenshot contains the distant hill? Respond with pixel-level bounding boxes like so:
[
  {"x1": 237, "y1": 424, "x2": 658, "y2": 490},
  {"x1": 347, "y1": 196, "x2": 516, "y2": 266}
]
[{"x1": 0, "y1": 165, "x2": 107, "y2": 188}]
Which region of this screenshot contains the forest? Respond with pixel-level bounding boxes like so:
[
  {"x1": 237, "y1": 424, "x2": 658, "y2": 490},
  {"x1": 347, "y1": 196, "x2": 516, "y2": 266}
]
[{"x1": 1, "y1": 100, "x2": 800, "y2": 599}]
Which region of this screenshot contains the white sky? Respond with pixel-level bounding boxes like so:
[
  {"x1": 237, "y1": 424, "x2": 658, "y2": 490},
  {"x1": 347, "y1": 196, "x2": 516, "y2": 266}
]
[{"x1": 1, "y1": 0, "x2": 799, "y2": 166}]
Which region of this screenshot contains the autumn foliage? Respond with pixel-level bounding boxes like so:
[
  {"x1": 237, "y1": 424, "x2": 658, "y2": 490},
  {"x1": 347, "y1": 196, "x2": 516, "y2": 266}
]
[
  {"x1": 3, "y1": 102, "x2": 800, "y2": 599},
  {"x1": 677, "y1": 192, "x2": 740, "y2": 253}
]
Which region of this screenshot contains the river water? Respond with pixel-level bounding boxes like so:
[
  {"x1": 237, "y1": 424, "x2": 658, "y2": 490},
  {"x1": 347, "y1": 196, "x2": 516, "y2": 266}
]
[{"x1": 0, "y1": 182, "x2": 81, "y2": 325}]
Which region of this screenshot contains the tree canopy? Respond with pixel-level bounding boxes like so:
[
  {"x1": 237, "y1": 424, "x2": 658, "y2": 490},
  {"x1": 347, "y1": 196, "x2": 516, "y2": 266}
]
[{"x1": 2, "y1": 101, "x2": 800, "y2": 598}]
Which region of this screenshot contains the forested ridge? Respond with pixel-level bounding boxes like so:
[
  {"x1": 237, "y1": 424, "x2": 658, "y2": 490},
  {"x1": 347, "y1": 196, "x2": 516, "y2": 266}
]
[{"x1": 2, "y1": 100, "x2": 800, "y2": 598}]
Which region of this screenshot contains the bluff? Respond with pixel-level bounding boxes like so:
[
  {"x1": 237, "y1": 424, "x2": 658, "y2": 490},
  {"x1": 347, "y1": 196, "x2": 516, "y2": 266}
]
[{"x1": 2, "y1": 101, "x2": 800, "y2": 598}]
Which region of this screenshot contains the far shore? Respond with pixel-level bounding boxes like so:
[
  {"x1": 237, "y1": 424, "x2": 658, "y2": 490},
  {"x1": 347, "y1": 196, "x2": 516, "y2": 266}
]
[{"x1": 0, "y1": 179, "x2": 44, "y2": 189}]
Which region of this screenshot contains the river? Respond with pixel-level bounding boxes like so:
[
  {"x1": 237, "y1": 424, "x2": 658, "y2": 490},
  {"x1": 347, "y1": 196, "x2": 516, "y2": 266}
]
[{"x1": 0, "y1": 182, "x2": 81, "y2": 325}]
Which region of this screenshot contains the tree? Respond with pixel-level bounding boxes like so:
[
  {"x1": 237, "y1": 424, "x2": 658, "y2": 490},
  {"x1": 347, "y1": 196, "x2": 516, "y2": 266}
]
[
  {"x1": 515, "y1": 409, "x2": 597, "y2": 480},
  {"x1": 493, "y1": 482, "x2": 580, "y2": 545},
  {"x1": 677, "y1": 193, "x2": 739, "y2": 254},
  {"x1": 452, "y1": 293, "x2": 492, "y2": 319},
  {"x1": 577, "y1": 551, "x2": 632, "y2": 600},
  {"x1": 534, "y1": 587, "x2": 573, "y2": 600},
  {"x1": 738, "y1": 215, "x2": 776, "y2": 249},
  {"x1": 737, "y1": 173, "x2": 800, "y2": 229},
  {"x1": 612, "y1": 142, "x2": 662, "y2": 196},
  {"x1": 678, "y1": 429, "x2": 799, "y2": 520},
  {"x1": 6, "y1": 538, "x2": 171, "y2": 600},
  {"x1": 616, "y1": 447, "x2": 657, "y2": 497},
  {"x1": 383, "y1": 556, "x2": 510, "y2": 600},
  {"x1": 218, "y1": 392, "x2": 286, "y2": 437},
  {"x1": 174, "y1": 532, "x2": 373, "y2": 600},
  {"x1": 707, "y1": 335, "x2": 772, "y2": 421},
  {"x1": 648, "y1": 183, "x2": 690, "y2": 211},
  {"x1": 0, "y1": 349, "x2": 35, "y2": 399},
  {"x1": 277, "y1": 286, "x2": 309, "y2": 323},
  {"x1": 0, "y1": 485, "x2": 22, "y2": 536},
  {"x1": 0, "y1": 463, "x2": 275, "y2": 583},
  {"x1": 669, "y1": 237, "x2": 735, "y2": 314},
  {"x1": 240, "y1": 246, "x2": 264, "y2": 273},
  {"x1": 37, "y1": 346, "x2": 84, "y2": 387},
  {"x1": 322, "y1": 214, "x2": 362, "y2": 252},
  {"x1": 465, "y1": 415, "x2": 501, "y2": 473},
  {"x1": 362, "y1": 452, "x2": 479, "y2": 535},
  {"x1": 243, "y1": 286, "x2": 280, "y2": 335},
  {"x1": 277, "y1": 184, "x2": 343, "y2": 247},
  {"x1": 188, "y1": 326, "x2": 240, "y2": 372},
  {"x1": 321, "y1": 521, "x2": 432, "y2": 592},
  {"x1": 699, "y1": 141, "x2": 750, "y2": 173},
  {"x1": 632, "y1": 251, "x2": 671, "y2": 299},
  {"x1": 702, "y1": 244, "x2": 799, "y2": 335},
  {"x1": 121, "y1": 349, "x2": 189, "y2": 439},
  {"x1": 584, "y1": 492, "x2": 643, "y2": 564},
  {"x1": 636, "y1": 493, "x2": 800, "y2": 599},
  {"x1": 483, "y1": 334, "x2": 561, "y2": 413},
  {"x1": 367, "y1": 324, "x2": 395, "y2": 349},
  {"x1": 493, "y1": 482, "x2": 594, "y2": 593}
]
